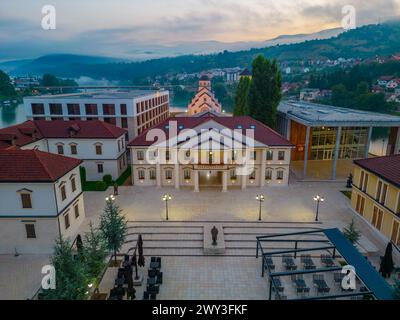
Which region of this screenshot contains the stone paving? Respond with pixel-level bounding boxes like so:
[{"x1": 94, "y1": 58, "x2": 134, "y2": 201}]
[{"x1": 83, "y1": 181, "x2": 398, "y2": 300}]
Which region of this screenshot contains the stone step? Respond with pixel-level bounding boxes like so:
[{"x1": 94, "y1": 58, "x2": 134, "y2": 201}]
[
  {"x1": 124, "y1": 240, "x2": 203, "y2": 249},
  {"x1": 127, "y1": 226, "x2": 203, "y2": 234},
  {"x1": 126, "y1": 233, "x2": 204, "y2": 241}
]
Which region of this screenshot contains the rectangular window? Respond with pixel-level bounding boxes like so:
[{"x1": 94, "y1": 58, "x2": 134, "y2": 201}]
[
  {"x1": 265, "y1": 169, "x2": 272, "y2": 180},
  {"x1": 249, "y1": 170, "x2": 256, "y2": 180},
  {"x1": 278, "y1": 151, "x2": 285, "y2": 161},
  {"x1": 391, "y1": 220, "x2": 400, "y2": 245},
  {"x1": 85, "y1": 104, "x2": 98, "y2": 115},
  {"x1": 230, "y1": 169, "x2": 237, "y2": 180},
  {"x1": 64, "y1": 213, "x2": 70, "y2": 229},
  {"x1": 397, "y1": 192, "x2": 400, "y2": 215},
  {"x1": 120, "y1": 104, "x2": 127, "y2": 115},
  {"x1": 104, "y1": 117, "x2": 116, "y2": 125},
  {"x1": 137, "y1": 151, "x2": 144, "y2": 161},
  {"x1": 97, "y1": 164, "x2": 104, "y2": 173},
  {"x1": 70, "y1": 144, "x2": 77, "y2": 155},
  {"x1": 277, "y1": 170, "x2": 284, "y2": 180},
  {"x1": 49, "y1": 103, "x2": 62, "y2": 115},
  {"x1": 138, "y1": 170, "x2": 145, "y2": 180},
  {"x1": 67, "y1": 104, "x2": 80, "y2": 115},
  {"x1": 71, "y1": 177, "x2": 76, "y2": 192},
  {"x1": 21, "y1": 193, "x2": 32, "y2": 209},
  {"x1": 121, "y1": 118, "x2": 128, "y2": 129},
  {"x1": 359, "y1": 171, "x2": 365, "y2": 189},
  {"x1": 250, "y1": 151, "x2": 257, "y2": 160},
  {"x1": 266, "y1": 150, "x2": 273, "y2": 161},
  {"x1": 103, "y1": 104, "x2": 115, "y2": 115},
  {"x1": 362, "y1": 173, "x2": 369, "y2": 192},
  {"x1": 355, "y1": 194, "x2": 365, "y2": 215},
  {"x1": 166, "y1": 150, "x2": 170, "y2": 161},
  {"x1": 74, "y1": 204, "x2": 79, "y2": 218},
  {"x1": 60, "y1": 185, "x2": 67, "y2": 201},
  {"x1": 376, "y1": 181, "x2": 388, "y2": 205},
  {"x1": 149, "y1": 169, "x2": 156, "y2": 180},
  {"x1": 31, "y1": 103, "x2": 44, "y2": 115},
  {"x1": 95, "y1": 145, "x2": 102, "y2": 155},
  {"x1": 372, "y1": 206, "x2": 384, "y2": 230},
  {"x1": 25, "y1": 224, "x2": 36, "y2": 239},
  {"x1": 184, "y1": 169, "x2": 191, "y2": 180},
  {"x1": 57, "y1": 145, "x2": 64, "y2": 155},
  {"x1": 165, "y1": 170, "x2": 172, "y2": 180}
]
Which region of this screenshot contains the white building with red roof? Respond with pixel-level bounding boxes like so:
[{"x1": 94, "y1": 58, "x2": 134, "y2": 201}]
[
  {"x1": 0, "y1": 149, "x2": 85, "y2": 254},
  {"x1": 187, "y1": 75, "x2": 222, "y2": 116},
  {"x1": 0, "y1": 120, "x2": 128, "y2": 181},
  {"x1": 128, "y1": 112, "x2": 294, "y2": 191}
]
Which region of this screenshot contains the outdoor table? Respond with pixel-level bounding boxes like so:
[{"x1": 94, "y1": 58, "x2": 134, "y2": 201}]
[
  {"x1": 115, "y1": 278, "x2": 124, "y2": 287},
  {"x1": 150, "y1": 262, "x2": 160, "y2": 269},
  {"x1": 295, "y1": 279, "x2": 306, "y2": 289},
  {"x1": 148, "y1": 277, "x2": 156, "y2": 286}
]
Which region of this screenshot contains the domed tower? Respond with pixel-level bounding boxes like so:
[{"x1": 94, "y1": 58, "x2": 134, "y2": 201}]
[{"x1": 198, "y1": 75, "x2": 211, "y2": 90}]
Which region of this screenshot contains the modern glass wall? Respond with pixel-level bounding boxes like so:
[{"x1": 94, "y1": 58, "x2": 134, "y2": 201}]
[{"x1": 311, "y1": 126, "x2": 368, "y2": 160}]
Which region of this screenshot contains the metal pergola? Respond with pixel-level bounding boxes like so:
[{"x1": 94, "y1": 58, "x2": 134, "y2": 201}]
[{"x1": 256, "y1": 228, "x2": 395, "y2": 300}]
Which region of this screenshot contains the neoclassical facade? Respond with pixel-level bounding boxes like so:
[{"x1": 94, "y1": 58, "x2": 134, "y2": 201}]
[
  {"x1": 187, "y1": 75, "x2": 222, "y2": 116},
  {"x1": 128, "y1": 113, "x2": 294, "y2": 191}
]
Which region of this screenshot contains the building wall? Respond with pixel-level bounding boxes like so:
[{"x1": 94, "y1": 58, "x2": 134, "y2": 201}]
[
  {"x1": 0, "y1": 166, "x2": 85, "y2": 254},
  {"x1": 351, "y1": 165, "x2": 400, "y2": 246},
  {"x1": 21, "y1": 137, "x2": 127, "y2": 181},
  {"x1": 130, "y1": 147, "x2": 291, "y2": 188},
  {"x1": 23, "y1": 91, "x2": 170, "y2": 140},
  {"x1": 290, "y1": 120, "x2": 312, "y2": 161}
]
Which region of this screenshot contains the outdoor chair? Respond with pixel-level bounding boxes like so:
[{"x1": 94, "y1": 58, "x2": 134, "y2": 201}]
[
  {"x1": 265, "y1": 257, "x2": 275, "y2": 271},
  {"x1": 156, "y1": 272, "x2": 163, "y2": 285},
  {"x1": 147, "y1": 284, "x2": 160, "y2": 294},
  {"x1": 143, "y1": 291, "x2": 149, "y2": 300},
  {"x1": 333, "y1": 272, "x2": 343, "y2": 285},
  {"x1": 148, "y1": 269, "x2": 157, "y2": 278},
  {"x1": 156, "y1": 257, "x2": 162, "y2": 267}
]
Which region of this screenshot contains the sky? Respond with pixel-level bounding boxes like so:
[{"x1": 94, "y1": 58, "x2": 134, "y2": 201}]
[{"x1": 0, "y1": 0, "x2": 399, "y2": 60}]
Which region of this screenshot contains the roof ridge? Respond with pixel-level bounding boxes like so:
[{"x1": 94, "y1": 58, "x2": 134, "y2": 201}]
[{"x1": 33, "y1": 149, "x2": 55, "y2": 180}]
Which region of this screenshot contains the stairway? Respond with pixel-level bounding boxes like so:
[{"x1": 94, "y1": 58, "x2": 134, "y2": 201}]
[{"x1": 122, "y1": 221, "x2": 325, "y2": 257}]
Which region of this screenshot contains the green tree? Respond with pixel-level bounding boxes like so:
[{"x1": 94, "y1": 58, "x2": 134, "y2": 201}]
[
  {"x1": 0, "y1": 70, "x2": 16, "y2": 98},
  {"x1": 83, "y1": 223, "x2": 108, "y2": 285},
  {"x1": 42, "y1": 237, "x2": 90, "y2": 300},
  {"x1": 248, "y1": 55, "x2": 282, "y2": 128},
  {"x1": 41, "y1": 74, "x2": 60, "y2": 87},
  {"x1": 331, "y1": 84, "x2": 350, "y2": 107},
  {"x1": 99, "y1": 196, "x2": 127, "y2": 263},
  {"x1": 343, "y1": 219, "x2": 361, "y2": 244},
  {"x1": 234, "y1": 76, "x2": 251, "y2": 116}
]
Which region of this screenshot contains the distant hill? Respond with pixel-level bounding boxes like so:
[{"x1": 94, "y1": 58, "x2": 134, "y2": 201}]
[
  {"x1": 7, "y1": 54, "x2": 126, "y2": 76},
  {"x1": 5, "y1": 22, "x2": 400, "y2": 81}
]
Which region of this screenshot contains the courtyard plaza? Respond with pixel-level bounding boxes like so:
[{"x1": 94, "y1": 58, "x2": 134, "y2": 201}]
[{"x1": 82, "y1": 180, "x2": 397, "y2": 300}]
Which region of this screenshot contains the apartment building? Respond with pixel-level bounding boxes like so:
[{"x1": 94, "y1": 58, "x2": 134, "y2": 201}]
[
  {"x1": 351, "y1": 155, "x2": 400, "y2": 246},
  {"x1": 0, "y1": 120, "x2": 128, "y2": 180},
  {"x1": 0, "y1": 149, "x2": 85, "y2": 254},
  {"x1": 23, "y1": 90, "x2": 170, "y2": 140}
]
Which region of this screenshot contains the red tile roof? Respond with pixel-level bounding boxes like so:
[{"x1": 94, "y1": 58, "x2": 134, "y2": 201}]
[
  {"x1": 354, "y1": 155, "x2": 400, "y2": 188},
  {"x1": 0, "y1": 149, "x2": 82, "y2": 182},
  {"x1": 34, "y1": 120, "x2": 126, "y2": 139},
  {"x1": 128, "y1": 114, "x2": 294, "y2": 147},
  {"x1": 0, "y1": 120, "x2": 126, "y2": 149}
]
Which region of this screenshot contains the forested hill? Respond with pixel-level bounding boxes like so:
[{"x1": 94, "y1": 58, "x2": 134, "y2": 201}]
[{"x1": 10, "y1": 22, "x2": 400, "y2": 80}]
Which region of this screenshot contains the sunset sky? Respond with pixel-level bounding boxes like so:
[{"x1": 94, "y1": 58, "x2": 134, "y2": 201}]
[{"x1": 0, "y1": 0, "x2": 399, "y2": 60}]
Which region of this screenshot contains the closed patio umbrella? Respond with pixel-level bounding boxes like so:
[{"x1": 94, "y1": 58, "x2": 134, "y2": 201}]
[
  {"x1": 379, "y1": 242, "x2": 394, "y2": 278},
  {"x1": 138, "y1": 234, "x2": 145, "y2": 267}
]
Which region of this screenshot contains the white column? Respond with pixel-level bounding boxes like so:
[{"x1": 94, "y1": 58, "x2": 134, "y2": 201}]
[
  {"x1": 365, "y1": 127, "x2": 373, "y2": 158},
  {"x1": 303, "y1": 126, "x2": 311, "y2": 178},
  {"x1": 194, "y1": 171, "x2": 199, "y2": 192},
  {"x1": 241, "y1": 173, "x2": 247, "y2": 190},
  {"x1": 260, "y1": 149, "x2": 266, "y2": 187},
  {"x1": 156, "y1": 162, "x2": 161, "y2": 187},
  {"x1": 331, "y1": 126, "x2": 342, "y2": 180},
  {"x1": 174, "y1": 163, "x2": 180, "y2": 189},
  {"x1": 222, "y1": 171, "x2": 228, "y2": 192}
]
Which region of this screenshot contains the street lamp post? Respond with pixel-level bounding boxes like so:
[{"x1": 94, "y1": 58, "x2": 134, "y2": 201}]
[
  {"x1": 256, "y1": 195, "x2": 265, "y2": 221},
  {"x1": 313, "y1": 195, "x2": 324, "y2": 222},
  {"x1": 162, "y1": 194, "x2": 172, "y2": 221}
]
